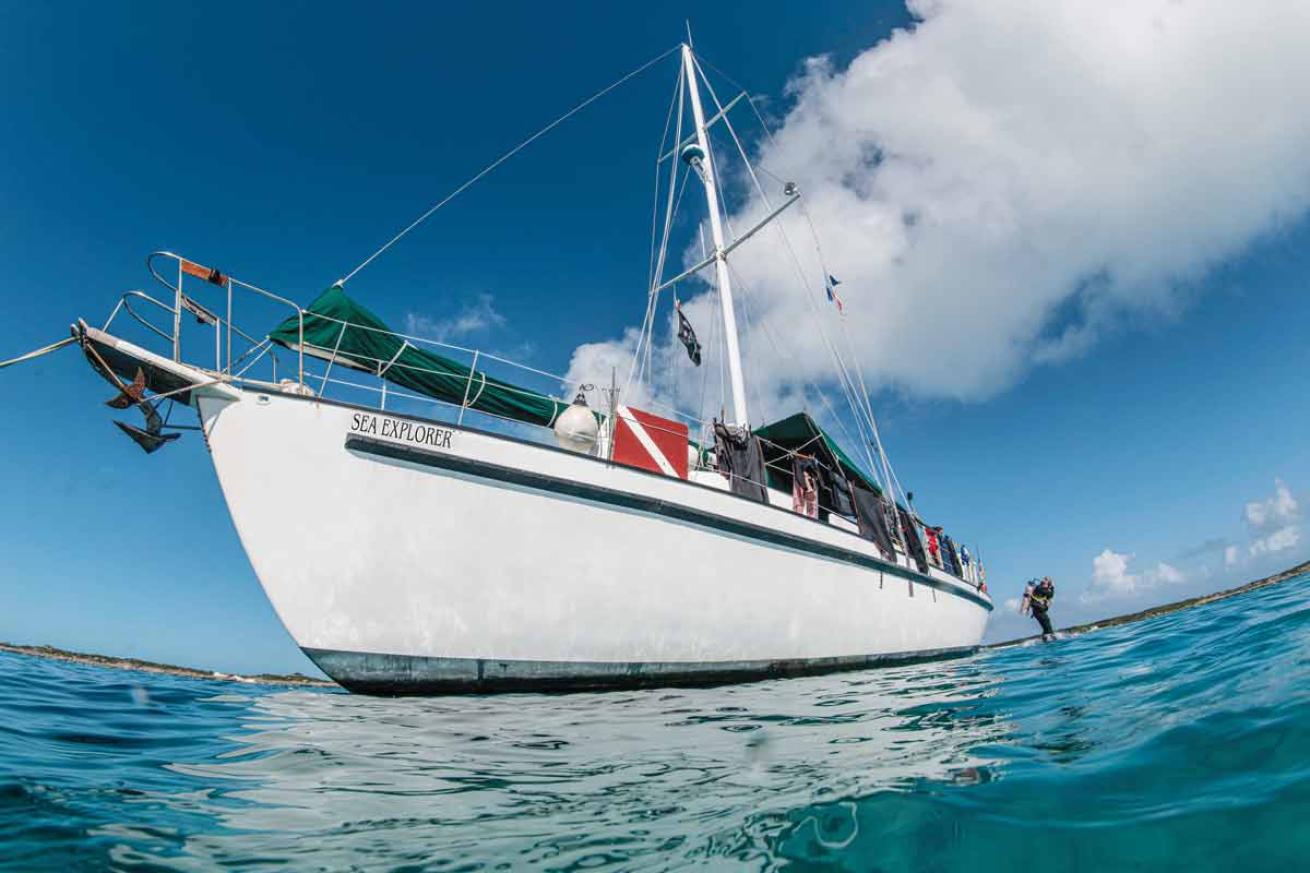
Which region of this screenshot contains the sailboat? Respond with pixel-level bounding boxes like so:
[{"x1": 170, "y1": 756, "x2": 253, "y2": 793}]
[{"x1": 56, "y1": 41, "x2": 991, "y2": 693}]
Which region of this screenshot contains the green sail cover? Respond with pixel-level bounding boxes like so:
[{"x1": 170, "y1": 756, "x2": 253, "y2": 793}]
[
  {"x1": 752, "y1": 412, "x2": 881, "y2": 496},
  {"x1": 268, "y1": 285, "x2": 567, "y2": 428}
]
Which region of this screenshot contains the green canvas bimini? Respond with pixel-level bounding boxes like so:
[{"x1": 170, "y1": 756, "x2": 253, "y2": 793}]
[{"x1": 269, "y1": 285, "x2": 568, "y2": 428}]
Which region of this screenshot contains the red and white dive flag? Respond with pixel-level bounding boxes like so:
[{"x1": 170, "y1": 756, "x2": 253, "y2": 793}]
[{"x1": 612, "y1": 405, "x2": 689, "y2": 479}]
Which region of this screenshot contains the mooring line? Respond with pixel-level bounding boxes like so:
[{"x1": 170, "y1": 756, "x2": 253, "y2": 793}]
[{"x1": 0, "y1": 336, "x2": 75, "y2": 370}]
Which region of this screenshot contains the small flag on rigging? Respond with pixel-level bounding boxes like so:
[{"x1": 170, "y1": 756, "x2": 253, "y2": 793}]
[
  {"x1": 675, "y1": 299, "x2": 702, "y2": 366},
  {"x1": 825, "y1": 274, "x2": 845, "y2": 313}
]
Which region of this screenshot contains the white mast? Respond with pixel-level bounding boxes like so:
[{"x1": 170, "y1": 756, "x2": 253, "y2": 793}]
[{"x1": 681, "y1": 43, "x2": 749, "y2": 427}]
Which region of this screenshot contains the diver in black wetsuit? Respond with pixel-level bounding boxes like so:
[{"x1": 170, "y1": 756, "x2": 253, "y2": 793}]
[{"x1": 1029, "y1": 577, "x2": 1056, "y2": 639}]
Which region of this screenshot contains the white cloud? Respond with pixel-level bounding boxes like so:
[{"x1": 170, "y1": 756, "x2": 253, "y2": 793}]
[
  {"x1": 1154, "y1": 562, "x2": 1184, "y2": 585},
  {"x1": 562, "y1": 295, "x2": 779, "y2": 427},
  {"x1": 1081, "y1": 548, "x2": 1185, "y2": 603},
  {"x1": 405, "y1": 293, "x2": 505, "y2": 344},
  {"x1": 1137, "y1": 479, "x2": 1304, "y2": 584},
  {"x1": 1243, "y1": 478, "x2": 1302, "y2": 558},
  {"x1": 1086, "y1": 549, "x2": 1137, "y2": 600},
  {"x1": 1250, "y1": 524, "x2": 1300, "y2": 556},
  {"x1": 1247, "y1": 519, "x2": 1299, "y2": 553},
  {"x1": 1245, "y1": 478, "x2": 1299, "y2": 532},
  {"x1": 1032, "y1": 480, "x2": 1300, "y2": 625},
  {"x1": 569, "y1": 0, "x2": 1310, "y2": 413}
]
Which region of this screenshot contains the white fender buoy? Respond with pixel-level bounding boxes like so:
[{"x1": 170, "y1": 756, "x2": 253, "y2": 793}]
[{"x1": 554, "y1": 391, "x2": 598, "y2": 453}]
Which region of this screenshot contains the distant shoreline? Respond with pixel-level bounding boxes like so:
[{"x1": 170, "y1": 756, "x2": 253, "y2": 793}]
[
  {"x1": 0, "y1": 642, "x2": 335, "y2": 688},
  {"x1": 987, "y1": 559, "x2": 1310, "y2": 649},
  {"x1": 4, "y1": 560, "x2": 1307, "y2": 686}
]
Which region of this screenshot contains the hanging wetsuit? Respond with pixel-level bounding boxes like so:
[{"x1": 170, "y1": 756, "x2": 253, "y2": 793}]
[
  {"x1": 792, "y1": 455, "x2": 820, "y2": 518},
  {"x1": 942, "y1": 534, "x2": 962, "y2": 577},
  {"x1": 924, "y1": 527, "x2": 942, "y2": 568},
  {"x1": 714, "y1": 422, "x2": 768, "y2": 503},
  {"x1": 852, "y1": 486, "x2": 896, "y2": 560},
  {"x1": 818, "y1": 462, "x2": 856, "y2": 518},
  {"x1": 897, "y1": 506, "x2": 930, "y2": 573},
  {"x1": 1029, "y1": 579, "x2": 1056, "y2": 637}
]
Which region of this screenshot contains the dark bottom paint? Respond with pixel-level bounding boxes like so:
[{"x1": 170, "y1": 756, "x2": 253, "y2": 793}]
[{"x1": 302, "y1": 646, "x2": 978, "y2": 696}]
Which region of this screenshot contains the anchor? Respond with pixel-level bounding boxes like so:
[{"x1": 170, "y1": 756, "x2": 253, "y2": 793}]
[
  {"x1": 82, "y1": 340, "x2": 181, "y2": 454},
  {"x1": 104, "y1": 367, "x2": 146, "y2": 409},
  {"x1": 112, "y1": 387, "x2": 180, "y2": 454},
  {"x1": 113, "y1": 420, "x2": 179, "y2": 454}
]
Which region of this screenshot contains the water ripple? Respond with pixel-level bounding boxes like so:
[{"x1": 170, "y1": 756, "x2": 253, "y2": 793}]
[{"x1": 1, "y1": 578, "x2": 1308, "y2": 869}]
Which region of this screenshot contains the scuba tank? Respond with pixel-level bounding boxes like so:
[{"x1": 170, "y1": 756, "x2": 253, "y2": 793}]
[{"x1": 1019, "y1": 579, "x2": 1036, "y2": 616}]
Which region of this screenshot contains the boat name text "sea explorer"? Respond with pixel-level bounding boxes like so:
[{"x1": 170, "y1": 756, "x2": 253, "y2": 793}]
[{"x1": 350, "y1": 413, "x2": 454, "y2": 449}]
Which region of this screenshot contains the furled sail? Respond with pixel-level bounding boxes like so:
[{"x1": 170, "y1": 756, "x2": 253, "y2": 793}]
[{"x1": 269, "y1": 285, "x2": 567, "y2": 428}]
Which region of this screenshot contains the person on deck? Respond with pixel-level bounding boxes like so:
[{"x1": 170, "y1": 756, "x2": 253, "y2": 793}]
[{"x1": 1029, "y1": 577, "x2": 1056, "y2": 639}]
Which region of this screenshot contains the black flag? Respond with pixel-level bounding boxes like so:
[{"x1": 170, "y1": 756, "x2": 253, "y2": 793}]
[{"x1": 675, "y1": 300, "x2": 702, "y2": 366}]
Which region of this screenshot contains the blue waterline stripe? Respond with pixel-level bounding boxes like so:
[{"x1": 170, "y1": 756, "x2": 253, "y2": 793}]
[{"x1": 344, "y1": 435, "x2": 993, "y2": 612}]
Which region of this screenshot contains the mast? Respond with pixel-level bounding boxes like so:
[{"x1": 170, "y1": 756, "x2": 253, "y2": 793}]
[{"x1": 681, "y1": 43, "x2": 749, "y2": 427}]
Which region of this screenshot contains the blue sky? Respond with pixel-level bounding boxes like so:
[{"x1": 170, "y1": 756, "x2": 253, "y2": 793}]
[{"x1": 3, "y1": 1, "x2": 1309, "y2": 673}]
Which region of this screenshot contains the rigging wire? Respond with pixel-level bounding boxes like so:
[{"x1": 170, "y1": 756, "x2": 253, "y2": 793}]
[
  {"x1": 693, "y1": 59, "x2": 864, "y2": 402},
  {"x1": 788, "y1": 158, "x2": 910, "y2": 509},
  {"x1": 721, "y1": 262, "x2": 770, "y2": 431},
  {"x1": 632, "y1": 158, "x2": 690, "y2": 390},
  {"x1": 692, "y1": 56, "x2": 885, "y2": 484},
  {"x1": 695, "y1": 265, "x2": 724, "y2": 447},
  {"x1": 648, "y1": 69, "x2": 684, "y2": 295},
  {"x1": 339, "y1": 44, "x2": 681, "y2": 287},
  {"x1": 632, "y1": 54, "x2": 884, "y2": 489},
  {"x1": 627, "y1": 49, "x2": 917, "y2": 519},
  {"x1": 694, "y1": 54, "x2": 912, "y2": 506},
  {"x1": 693, "y1": 224, "x2": 716, "y2": 436},
  {"x1": 724, "y1": 259, "x2": 881, "y2": 491},
  {"x1": 711, "y1": 177, "x2": 877, "y2": 473},
  {"x1": 628, "y1": 64, "x2": 687, "y2": 399}
]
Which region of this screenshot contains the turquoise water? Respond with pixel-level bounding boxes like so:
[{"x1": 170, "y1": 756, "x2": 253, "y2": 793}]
[{"x1": 2, "y1": 578, "x2": 1309, "y2": 871}]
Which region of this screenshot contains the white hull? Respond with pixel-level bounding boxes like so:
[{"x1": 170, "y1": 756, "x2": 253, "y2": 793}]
[
  {"x1": 71, "y1": 38, "x2": 993, "y2": 693},
  {"x1": 187, "y1": 382, "x2": 990, "y2": 693}
]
